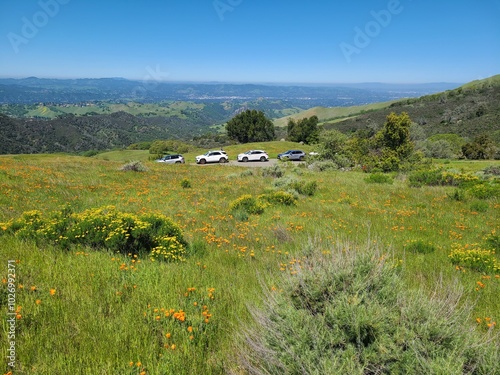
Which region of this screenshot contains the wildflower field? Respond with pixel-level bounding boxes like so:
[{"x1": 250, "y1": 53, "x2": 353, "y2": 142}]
[{"x1": 0, "y1": 147, "x2": 499, "y2": 374}]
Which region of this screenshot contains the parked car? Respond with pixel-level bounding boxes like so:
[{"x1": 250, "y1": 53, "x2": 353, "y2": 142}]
[
  {"x1": 237, "y1": 150, "x2": 269, "y2": 162},
  {"x1": 277, "y1": 150, "x2": 306, "y2": 161},
  {"x1": 156, "y1": 154, "x2": 185, "y2": 164},
  {"x1": 195, "y1": 150, "x2": 229, "y2": 164}
]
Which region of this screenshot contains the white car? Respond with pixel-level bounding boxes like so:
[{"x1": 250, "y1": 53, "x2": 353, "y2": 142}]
[
  {"x1": 195, "y1": 150, "x2": 228, "y2": 164},
  {"x1": 237, "y1": 150, "x2": 269, "y2": 162}
]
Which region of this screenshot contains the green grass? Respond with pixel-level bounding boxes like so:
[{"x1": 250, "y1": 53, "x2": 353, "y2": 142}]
[
  {"x1": 0, "y1": 154, "x2": 498, "y2": 374},
  {"x1": 273, "y1": 100, "x2": 396, "y2": 128}
]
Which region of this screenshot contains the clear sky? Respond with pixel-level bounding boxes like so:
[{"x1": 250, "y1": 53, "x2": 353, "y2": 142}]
[{"x1": 1, "y1": 0, "x2": 499, "y2": 84}]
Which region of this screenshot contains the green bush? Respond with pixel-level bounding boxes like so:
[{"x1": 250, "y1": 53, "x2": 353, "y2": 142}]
[
  {"x1": 470, "y1": 200, "x2": 489, "y2": 213},
  {"x1": 259, "y1": 191, "x2": 297, "y2": 206},
  {"x1": 0, "y1": 206, "x2": 186, "y2": 260},
  {"x1": 238, "y1": 242, "x2": 500, "y2": 374},
  {"x1": 467, "y1": 181, "x2": 500, "y2": 200},
  {"x1": 408, "y1": 169, "x2": 447, "y2": 187},
  {"x1": 364, "y1": 172, "x2": 394, "y2": 184},
  {"x1": 180, "y1": 178, "x2": 191, "y2": 188},
  {"x1": 229, "y1": 195, "x2": 265, "y2": 215},
  {"x1": 291, "y1": 180, "x2": 318, "y2": 196},
  {"x1": 449, "y1": 243, "x2": 500, "y2": 273}
]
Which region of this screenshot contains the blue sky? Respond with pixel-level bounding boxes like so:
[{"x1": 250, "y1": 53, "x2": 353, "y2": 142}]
[{"x1": 1, "y1": 0, "x2": 499, "y2": 84}]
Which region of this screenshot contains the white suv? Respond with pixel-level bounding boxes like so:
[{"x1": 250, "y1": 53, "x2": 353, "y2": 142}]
[{"x1": 195, "y1": 150, "x2": 229, "y2": 164}]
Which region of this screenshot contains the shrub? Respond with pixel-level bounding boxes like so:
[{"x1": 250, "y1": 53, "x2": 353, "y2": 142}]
[
  {"x1": 259, "y1": 191, "x2": 297, "y2": 206},
  {"x1": 447, "y1": 189, "x2": 466, "y2": 201},
  {"x1": 290, "y1": 180, "x2": 318, "y2": 196},
  {"x1": 483, "y1": 165, "x2": 500, "y2": 176},
  {"x1": 467, "y1": 181, "x2": 500, "y2": 200},
  {"x1": 261, "y1": 164, "x2": 285, "y2": 178},
  {"x1": 307, "y1": 160, "x2": 339, "y2": 172},
  {"x1": 229, "y1": 195, "x2": 265, "y2": 215},
  {"x1": 180, "y1": 178, "x2": 191, "y2": 188},
  {"x1": 408, "y1": 169, "x2": 446, "y2": 187},
  {"x1": 237, "y1": 241, "x2": 500, "y2": 374},
  {"x1": 364, "y1": 172, "x2": 394, "y2": 184},
  {"x1": 150, "y1": 236, "x2": 186, "y2": 262},
  {"x1": 273, "y1": 177, "x2": 318, "y2": 196},
  {"x1": 449, "y1": 243, "x2": 500, "y2": 273},
  {"x1": 470, "y1": 200, "x2": 489, "y2": 213},
  {"x1": 0, "y1": 206, "x2": 186, "y2": 260},
  {"x1": 485, "y1": 233, "x2": 500, "y2": 252},
  {"x1": 119, "y1": 161, "x2": 148, "y2": 172}
]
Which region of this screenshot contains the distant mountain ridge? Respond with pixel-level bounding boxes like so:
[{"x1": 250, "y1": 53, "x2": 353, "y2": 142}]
[
  {"x1": 0, "y1": 77, "x2": 460, "y2": 107},
  {"x1": 0, "y1": 76, "x2": 497, "y2": 155}
]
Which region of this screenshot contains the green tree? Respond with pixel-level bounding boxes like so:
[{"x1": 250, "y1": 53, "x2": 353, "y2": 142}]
[
  {"x1": 287, "y1": 116, "x2": 319, "y2": 144},
  {"x1": 376, "y1": 112, "x2": 414, "y2": 159},
  {"x1": 226, "y1": 110, "x2": 275, "y2": 143},
  {"x1": 462, "y1": 134, "x2": 497, "y2": 159}
]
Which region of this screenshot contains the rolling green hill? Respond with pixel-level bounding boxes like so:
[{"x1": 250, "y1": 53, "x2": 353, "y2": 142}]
[
  {"x1": 276, "y1": 75, "x2": 500, "y2": 141},
  {"x1": 273, "y1": 100, "x2": 397, "y2": 128},
  {"x1": 0, "y1": 76, "x2": 498, "y2": 154}
]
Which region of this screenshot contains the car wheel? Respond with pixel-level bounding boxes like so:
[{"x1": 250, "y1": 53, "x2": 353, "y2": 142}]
[
  {"x1": 175, "y1": 161, "x2": 181, "y2": 164},
  {"x1": 242, "y1": 157, "x2": 248, "y2": 162},
  {"x1": 299, "y1": 155, "x2": 305, "y2": 161},
  {"x1": 219, "y1": 158, "x2": 227, "y2": 163},
  {"x1": 260, "y1": 156, "x2": 266, "y2": 162},
  {"x1": 199, "y1": 159, "x2": 206, "y2": 164}
]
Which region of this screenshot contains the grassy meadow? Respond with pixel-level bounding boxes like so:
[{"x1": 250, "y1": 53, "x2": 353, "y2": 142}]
[{"x1": 0, "y1": 144, "x2": 499, "y2": 374}]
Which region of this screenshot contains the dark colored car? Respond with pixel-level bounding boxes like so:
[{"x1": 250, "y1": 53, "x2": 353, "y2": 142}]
[{"x1": 277, "y1": 150, "x2": 306, "y2": 161}]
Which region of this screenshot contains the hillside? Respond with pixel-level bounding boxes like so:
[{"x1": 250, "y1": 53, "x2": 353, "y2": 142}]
[
  {"x1": 273, "y1": 100, "x2": 397, "y2": 128},
  {"x1": 0, "y1": 76, "x2": 497, "y2": 154},
  {"x1": 280, "y1": 75, "x2": 500, "y2": 141}
]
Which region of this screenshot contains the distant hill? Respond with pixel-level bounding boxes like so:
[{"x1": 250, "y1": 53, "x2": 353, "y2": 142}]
[
  {"x1": 0, "y1": 77, "x2": 458, "y2": 107},
  {"x1": 276, "y1": 75, "x2": 500, "y2": 141},
  {"x1": 0, "y1": 76, "x2": 496, "y2": 154}
]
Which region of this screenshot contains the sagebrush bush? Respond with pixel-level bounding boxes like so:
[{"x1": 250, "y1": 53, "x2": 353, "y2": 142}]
[
  {"x1": 237, "y1": 240, "x2": 500, "y2": 374},
  {"x1": 261, "y1": 164, "x2": 284, "y2": 178},
  {"x1": 119, "y1": 160, "x2": 148, "y2": 172},
  {"x1": 307, "y1": 160, "x2": 339, "y2": 172},
  {"x1": 272, "y1": 177, "x2": 318, "y2": 196}
]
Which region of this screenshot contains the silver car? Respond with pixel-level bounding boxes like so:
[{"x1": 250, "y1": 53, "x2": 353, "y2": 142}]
[
  {"x1": 156, "y1": 154, "x2": 185, "y2": 164},
  {"x1": 277, "y1": 150, "x2": 306, "y2": 161}
]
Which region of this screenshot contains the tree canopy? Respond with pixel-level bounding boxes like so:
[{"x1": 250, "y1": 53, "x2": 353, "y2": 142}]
[
  {"x1": 287, "y1": 115, "x2": 319, "y2": 144},
  {"x1": 225, "y1": 110, "x2": 275, "y2": 143}
]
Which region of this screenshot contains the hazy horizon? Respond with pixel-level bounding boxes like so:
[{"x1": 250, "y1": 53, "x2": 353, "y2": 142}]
[{"x1": 1, "y1": 1, "x2": 499, "y2": 84}]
